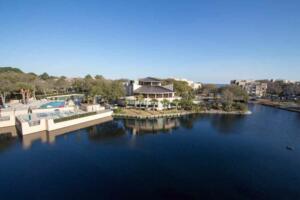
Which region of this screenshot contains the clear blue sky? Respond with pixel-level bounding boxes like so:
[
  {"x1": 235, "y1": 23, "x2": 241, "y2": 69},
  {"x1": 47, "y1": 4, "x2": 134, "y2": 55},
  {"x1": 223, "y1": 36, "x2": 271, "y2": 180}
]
[{"x1": 0, "y1": 0, "x2": 299, "y2": 83}]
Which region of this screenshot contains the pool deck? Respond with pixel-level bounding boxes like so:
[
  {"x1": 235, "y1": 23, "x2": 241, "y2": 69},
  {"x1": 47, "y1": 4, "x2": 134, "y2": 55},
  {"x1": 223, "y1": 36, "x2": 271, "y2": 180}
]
[
  {"x1": 0, "y1": 101, "x2": 113, "y2": 136},
  {"x1": 15, "y1": 109, "x2": 113, "y2": 135}
]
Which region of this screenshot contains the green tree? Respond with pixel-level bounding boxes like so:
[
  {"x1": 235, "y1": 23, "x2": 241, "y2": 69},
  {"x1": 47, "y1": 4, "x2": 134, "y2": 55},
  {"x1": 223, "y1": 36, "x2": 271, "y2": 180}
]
[
  {"x1": 0, "y1": 74, "x2": 14, "y2": 106},
  {"x1": 221, "y1": 85, "x2": 249, "y2": 102},
  {"x1": 221, "y1": 89, "x2": 234, "y2": 111},
  {"x1": 200, "y1": 84, "x2": 218, "y2": 97},
  {"x1": 150, "y1": 98, "x2": 158, "y2": 110},
  {"x1": 89, "y1": 85, "x2": 104, "y2": 104},
  {"x1": 161, "y1": 99, "x2": 170, "y2": 110},
  {"x1": 179, "y1": 97, "x2": 194, "y2": 110},
  {"x1": 172, "y1": 99, "x2": 180, "y2": 110},
  {"x1": 39, "y1": 72, "x2": 50, "y2": 80},
  {"x1": 17, "y1": 82, "x2": 34, "y2": 104},
  {"x1": 0, "y1": 67, "x2": 23, "y2": 73},
  {"x1": 136, "y1": 94, "x2": 144, "y2": 109}
]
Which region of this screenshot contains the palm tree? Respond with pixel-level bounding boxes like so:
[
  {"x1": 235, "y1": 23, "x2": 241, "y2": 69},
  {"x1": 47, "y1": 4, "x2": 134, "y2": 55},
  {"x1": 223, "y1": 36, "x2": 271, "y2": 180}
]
[
  {"x1": 125, "y1": 99, "x2": 129, "y2": 108},
  {"x1": 150, "y1": 98, "x2": 158, "y2": 110},
  {"x1": 172, "y1": 99, "x2": 180, "y2": 110},
  {"x1": 137, "y1": 94, "x2": 144, "y2": 109},
  {"x1": 161, "y1": 99, "x2": 170, "y2": 110}
]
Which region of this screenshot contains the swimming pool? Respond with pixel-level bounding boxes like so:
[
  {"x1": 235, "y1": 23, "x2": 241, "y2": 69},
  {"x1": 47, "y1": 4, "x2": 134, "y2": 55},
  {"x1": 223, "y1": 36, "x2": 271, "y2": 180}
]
[{"x1": 40, "y1": 101, "x2": 65, "y2": 109}]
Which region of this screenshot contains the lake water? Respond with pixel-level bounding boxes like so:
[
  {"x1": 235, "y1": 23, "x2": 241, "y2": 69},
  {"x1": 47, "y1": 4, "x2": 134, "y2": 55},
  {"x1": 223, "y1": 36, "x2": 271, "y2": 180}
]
[{"x1": 0, "y1": 104, "x2": 300, "y2": 199}]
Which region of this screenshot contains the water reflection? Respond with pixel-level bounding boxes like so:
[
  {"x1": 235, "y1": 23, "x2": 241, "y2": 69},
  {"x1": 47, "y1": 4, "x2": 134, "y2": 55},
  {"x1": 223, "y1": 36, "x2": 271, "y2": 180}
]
[
  {"x1": 210, "y1": 115, "x2": 246, "y2": 134},
  {"x1": 178, "y1": 114, "x2": 200, "y2": 129},
  {"x1": 0, "y1": 126, "x2": 18, "y2": 153},
  {"x1": 122, "y1": 114, "x2": 247, "y2": 136},
  {"x1": 123, "y1": 117, "x2": 181, "y2": 135},
  {"x1": 0, "y1": 132, "x2": 18, "y2": 153},
  {"x1": 87, "y1": 121, "x2": 126, "y2": 142},
  {"x1": 0, "y1": 114, "x2": 248, "y2": 151},
  {"x1": 20, "y1": 117, "x2": 114, "y2": 149}
]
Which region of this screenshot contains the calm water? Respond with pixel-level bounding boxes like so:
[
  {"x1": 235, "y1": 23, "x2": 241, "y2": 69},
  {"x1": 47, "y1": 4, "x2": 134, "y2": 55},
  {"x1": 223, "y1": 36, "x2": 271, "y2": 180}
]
[{"x1": 0, "y1": 104, "x2": 300, "y2": 200}]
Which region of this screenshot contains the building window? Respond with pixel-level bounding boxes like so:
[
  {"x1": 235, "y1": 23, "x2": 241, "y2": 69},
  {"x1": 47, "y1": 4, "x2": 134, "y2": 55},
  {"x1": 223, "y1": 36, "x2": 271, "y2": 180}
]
[
  {"x1": 149, "y1": 94, "x2": 155, "y2": 98},
  {"x1": 157, "y1": 94, "x2": 163, "y2": 98}
]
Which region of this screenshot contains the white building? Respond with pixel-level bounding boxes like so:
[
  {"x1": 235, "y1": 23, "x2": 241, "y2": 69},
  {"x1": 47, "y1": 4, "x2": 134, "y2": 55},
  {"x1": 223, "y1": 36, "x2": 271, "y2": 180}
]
[
  {"x1": 231, "y1": 80, "x2": 267, "y2": 97},
  {"x1": 123, "y1": 77, "x2": 179, "y2": 110},
  {"x1": 173, "y1": 78, "x2": 202, "y2": 90}
]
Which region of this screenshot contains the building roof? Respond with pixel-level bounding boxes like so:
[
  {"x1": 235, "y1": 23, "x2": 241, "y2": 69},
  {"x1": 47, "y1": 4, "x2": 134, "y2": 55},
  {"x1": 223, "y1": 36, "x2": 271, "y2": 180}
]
[
  {"x1": 134, "y1": 85, "x2": 174, "y2": 94},
  {"x1": 138, "y1": 77, "x2": 161, "y2": 82}
]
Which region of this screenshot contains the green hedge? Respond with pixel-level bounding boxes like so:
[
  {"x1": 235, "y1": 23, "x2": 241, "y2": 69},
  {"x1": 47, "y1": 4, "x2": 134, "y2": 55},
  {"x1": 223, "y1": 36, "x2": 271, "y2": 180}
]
[{"x1": 54, "y1": 112, "x2": 97, "y2": 123}]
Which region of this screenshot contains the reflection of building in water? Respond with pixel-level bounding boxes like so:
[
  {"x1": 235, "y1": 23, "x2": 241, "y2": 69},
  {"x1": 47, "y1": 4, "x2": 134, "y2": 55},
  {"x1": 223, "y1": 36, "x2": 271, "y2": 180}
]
[
  {"x1": 0, "y1": 126, "x2": 17, "y2": 137},
  {"x1": 87, "y1": 121, "x2": 126, "y2": 142},
  {"x1": 123, "y1": 118, "x2": 180, "y2": 135},
  {"x1": 21, "y1": 116, "x2": 113, "y2": 149},
  {"x1": 22, "y1": 131, "x2": 48, "y2": 149},
  {"x1": 0, "y1": 128, "x2": 18, "y2": 153}
]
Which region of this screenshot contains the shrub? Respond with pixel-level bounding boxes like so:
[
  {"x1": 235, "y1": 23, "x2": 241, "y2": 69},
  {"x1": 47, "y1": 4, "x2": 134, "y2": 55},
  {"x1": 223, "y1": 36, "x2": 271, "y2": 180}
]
[
  {"x1": 113, "y1": 107, "x2": 123, "y2": 114},
  {"x1": 233, "y1": 103, "x2": 248, "y2": 112}
]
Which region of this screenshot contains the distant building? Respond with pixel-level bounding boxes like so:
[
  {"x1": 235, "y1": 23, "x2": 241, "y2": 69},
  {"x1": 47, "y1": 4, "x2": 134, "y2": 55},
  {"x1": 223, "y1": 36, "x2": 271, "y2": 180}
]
[
  {"x1": 231, "y1": 80, "x2": 267, "y2": 97},
  {"x1": 123, "y1": 77, "x2": 179, "y2": 110},
  {"x1": 273, "y1": 79, "x2": 297, "y2": 84},
  {"x1": 173, "y1": 78, "x2": 202, "y2": 90}
]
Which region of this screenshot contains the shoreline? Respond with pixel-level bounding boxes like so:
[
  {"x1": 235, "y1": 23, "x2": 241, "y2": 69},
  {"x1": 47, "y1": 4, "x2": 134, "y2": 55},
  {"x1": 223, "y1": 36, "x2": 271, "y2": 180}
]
[
  {"x1": 253, "y1": 100, "x2": 300, "y2": 113},
  {"x1": 113, "y1": 110, "x2": 251, "y2": 119}
]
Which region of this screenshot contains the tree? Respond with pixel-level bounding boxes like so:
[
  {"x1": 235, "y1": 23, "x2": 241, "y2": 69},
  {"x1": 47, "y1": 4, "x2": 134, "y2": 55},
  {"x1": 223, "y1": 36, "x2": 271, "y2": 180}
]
[
  {"x1": 72, "y1": 78, "x2": 86, "y2": 93},
  {"x1": 161, "y1": 79, "x2": 194, "y2": 98},
  {"x1": 161, "y1": 99, "x2": 170, "y2": 110},
  {"x1": 39, "y1": 72, "x2": 50, "y2": 80},
  {"x1": 221, "y1": 89, "x2": 234, "y2": 111},
  {"x1": 173, "y1": 80, "x2": 194, "y2": 97},
  {"x1": 0, "y1": 67, "x2": 23, "y2": 73},
  {"x1": 136, "y1": 94, "x2": 144, "y2": 109},
  {"x1": 0, "y1": 75, "x2": 13, "y2": 106},
  {"x1": 17, "y1": 82, "x2": 34, "y2": 104},
  {"x1": 172, "y1": 99, "x2": 180, "y2": 110},
  {"x1": 179, "y1": 97, "x2": 193, "y2": 110},
  {"x1": 267, "y1": 82, "x2": 283, "y2": 96},
  {"x1": 109, "y1": 81, "x2": 125, "y2": 101},
  {"x1": 89, "y1": 85, "x2": 103, "y2": 104},
  {"x1": 95, "y1": 75, "x2": 104, "y2": 80},
  {"x1": 201, "y1": 84, "x2": 218, "y2": 96},
  {"x1": 54, "y1": 76, "x2": 70, "y2": 94},
  {"x1": 221, "y1": 85, "x2": 249, "y2": 102},
  {"x1": 150, "y1": 98, "x2": 158, "y2": 110}
]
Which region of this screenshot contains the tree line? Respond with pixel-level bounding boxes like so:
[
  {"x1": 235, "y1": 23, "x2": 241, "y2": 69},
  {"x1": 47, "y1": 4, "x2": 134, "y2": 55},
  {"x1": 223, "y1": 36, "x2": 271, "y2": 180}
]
[
  {"x1": 258, "y1": 80, "x2": 300, "y2": 97},
  {"x1": 0, "y1": 67, "x2": 124, "y2": 105},
  {"x1": 159, "y1": 80, "x2": 249, "y2": 112}
]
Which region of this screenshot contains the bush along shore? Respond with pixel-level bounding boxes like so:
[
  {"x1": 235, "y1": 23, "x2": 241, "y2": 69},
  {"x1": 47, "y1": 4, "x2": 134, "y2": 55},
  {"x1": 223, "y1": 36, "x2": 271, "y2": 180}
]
[{"x1": 113, "y1": 107, "x2": 251, "y2": 119}]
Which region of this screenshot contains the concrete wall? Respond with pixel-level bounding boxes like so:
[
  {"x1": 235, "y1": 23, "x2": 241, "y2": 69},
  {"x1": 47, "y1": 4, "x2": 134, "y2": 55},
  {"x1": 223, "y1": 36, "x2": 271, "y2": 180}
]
[
  {"x1": 0, "y1": 113, "x2": 15, "y2": 128},
  {"x1": 19, "y1": 119, "x2": 47, "y2": 135},
  {"x1": 47, "y1": 110, "x2": 112, "y2": 131}
]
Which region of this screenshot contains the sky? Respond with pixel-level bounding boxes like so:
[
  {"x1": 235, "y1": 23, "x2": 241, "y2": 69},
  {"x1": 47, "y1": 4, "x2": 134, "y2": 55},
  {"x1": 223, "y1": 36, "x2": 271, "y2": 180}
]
[{"x1": 0, "y1": 0, "x2": 300, "y2": 83}]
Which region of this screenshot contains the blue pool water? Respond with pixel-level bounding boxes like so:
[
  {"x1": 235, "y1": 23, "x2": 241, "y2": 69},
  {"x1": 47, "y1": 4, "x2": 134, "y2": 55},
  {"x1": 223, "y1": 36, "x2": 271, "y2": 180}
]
[{"x1": 40, "y1": 101, "x2": 65, "y2": 109}]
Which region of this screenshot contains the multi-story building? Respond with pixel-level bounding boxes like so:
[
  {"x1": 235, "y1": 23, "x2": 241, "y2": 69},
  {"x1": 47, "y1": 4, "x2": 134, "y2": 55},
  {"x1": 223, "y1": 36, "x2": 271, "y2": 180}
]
[{"x1": 231, "y1": 80, "x2": 267, "y2": 97}]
